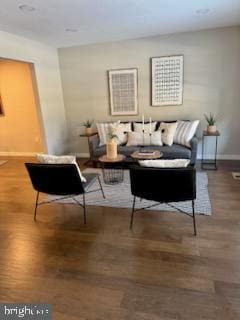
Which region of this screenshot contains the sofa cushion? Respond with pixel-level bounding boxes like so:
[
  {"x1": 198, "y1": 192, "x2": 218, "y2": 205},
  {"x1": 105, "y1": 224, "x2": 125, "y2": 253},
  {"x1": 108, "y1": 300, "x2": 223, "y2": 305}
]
[
  {"x1": 159, "y1": 144, "x2": 191, "y2": 159},
  {"x1": 174, "y1": 120, "x2": 199, "y2": 147},
  {"x1": 109, "y1": 122, "x2": 132, "y2": 145},
  {"x1": 96, "y1": 121, "x2": 120, "y2": 146},
  {"x1": 133, "y1": 121, "x2": 157, "y2": 133},
  {"x1": 158, "y1": 122, "x2": 178, "y2": 146},
  {"x1": 126, "y1": 131, "x2": 162, "y2": 146}
]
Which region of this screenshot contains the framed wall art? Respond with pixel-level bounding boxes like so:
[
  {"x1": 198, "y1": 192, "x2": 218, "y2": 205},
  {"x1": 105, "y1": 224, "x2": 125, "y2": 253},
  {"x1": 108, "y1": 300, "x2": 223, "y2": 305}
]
[
  {"x1": 151, "y1": 55, "x2": 184, "y2": 106},
  {"x1": 108, "y1": 68, "x2": 138, "y2": 116}
]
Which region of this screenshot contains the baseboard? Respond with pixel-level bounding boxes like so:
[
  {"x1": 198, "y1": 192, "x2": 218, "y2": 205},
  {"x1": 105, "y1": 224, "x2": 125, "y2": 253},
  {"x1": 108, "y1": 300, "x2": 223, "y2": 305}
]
[
  {"x1": 197, "y1": 154, "x2": 240, "y2": 160},
  {"x1": 74, "y1": 153, "x2": 90, "y2": 158},
  {"x1": 0, "y1": 152, "x2": 37, "y2": 156}
]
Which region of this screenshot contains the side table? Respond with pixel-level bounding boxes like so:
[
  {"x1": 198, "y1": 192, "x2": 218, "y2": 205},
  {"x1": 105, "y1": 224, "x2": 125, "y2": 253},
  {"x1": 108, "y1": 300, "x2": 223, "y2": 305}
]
[
  {"x1": 201, "y1": 130, "x2": 220, "y2": 170},
  {"x1": 98, "y1": 154, "x2": 126, "y2": 185},
  {"x1": 80, "y1": 132, "x2": 98, "y2": 165}
]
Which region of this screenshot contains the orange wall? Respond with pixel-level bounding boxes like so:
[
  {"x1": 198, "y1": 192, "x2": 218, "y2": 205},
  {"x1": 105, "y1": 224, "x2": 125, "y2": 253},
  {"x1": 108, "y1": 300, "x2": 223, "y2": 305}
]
[{"x1": 0, "y1": 59, "x2": 45, "y2": 153}]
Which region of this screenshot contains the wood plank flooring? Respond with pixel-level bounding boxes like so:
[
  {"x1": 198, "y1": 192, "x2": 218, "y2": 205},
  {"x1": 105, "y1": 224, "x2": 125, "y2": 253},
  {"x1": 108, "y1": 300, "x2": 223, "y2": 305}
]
[{"x1": 0, "y1": 157, "x2": 240, "y2": 319}]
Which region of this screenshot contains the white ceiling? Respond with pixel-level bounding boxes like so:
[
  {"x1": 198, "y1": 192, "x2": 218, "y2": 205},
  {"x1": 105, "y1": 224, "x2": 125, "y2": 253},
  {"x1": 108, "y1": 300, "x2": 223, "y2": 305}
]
[{"x1": 0, "y1": 0, "x2": 240, "y2": 48}]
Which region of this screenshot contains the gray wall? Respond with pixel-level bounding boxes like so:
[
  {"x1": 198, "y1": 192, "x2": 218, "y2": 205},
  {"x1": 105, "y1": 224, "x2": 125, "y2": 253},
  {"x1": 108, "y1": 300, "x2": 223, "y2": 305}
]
[{"x1": 58, "y1": 26, "x2": 240, "y2": 159}]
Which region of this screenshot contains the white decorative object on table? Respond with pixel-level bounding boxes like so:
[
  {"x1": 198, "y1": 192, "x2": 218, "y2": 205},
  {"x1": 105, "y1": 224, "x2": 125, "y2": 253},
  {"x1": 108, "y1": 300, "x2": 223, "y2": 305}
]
[{"x1": 138, "y1": 159, "x2": 190, "y2": 168}]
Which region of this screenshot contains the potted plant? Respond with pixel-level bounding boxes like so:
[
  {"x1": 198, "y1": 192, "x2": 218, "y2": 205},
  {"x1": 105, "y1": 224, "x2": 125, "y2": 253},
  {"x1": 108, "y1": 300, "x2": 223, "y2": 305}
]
[
  {"x1": 82, "y1": 119, "x2": 94, "y2": 135},
  {"x1": 106, "y1": 132, "x2": 118, "y2": 160},
  {"x1": 204, "y1": 113, "x2": 217, "y2": 133}
]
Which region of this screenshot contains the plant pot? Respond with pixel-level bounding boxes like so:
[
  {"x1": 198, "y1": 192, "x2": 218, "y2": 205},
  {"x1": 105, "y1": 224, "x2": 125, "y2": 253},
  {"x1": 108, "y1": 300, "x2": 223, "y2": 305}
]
[
  {"x1": 106, "y1": 139, "x2": 117, "y2": 160},
  {"x1": 85, "y1": 127, "x2": 92, "y2": 135},
  {"x1": 207, "y1": 125, "x2": 217, "y2": 133}
]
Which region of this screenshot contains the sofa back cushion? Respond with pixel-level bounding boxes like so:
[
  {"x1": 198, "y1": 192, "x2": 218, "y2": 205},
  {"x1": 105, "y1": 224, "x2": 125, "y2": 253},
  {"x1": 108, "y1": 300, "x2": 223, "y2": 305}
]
[
  {"x1": 133, "y1": 121, "x2": 157, "y2": 133},
  {"x1": 96, "y1": 121, "x2": 120, "y2": 146},
  {"x1": 126, "y1": 131, "x2": 162, "y2": 146},
  {"x1": 109, "y1": 122, "x2": 132, "y2": 145},
  {"x1": 174, "y1": 120, "x2": 199, "y2": 147},
  {"x1": 158, "y1": 122, "x2": 178, "y2": 146}
]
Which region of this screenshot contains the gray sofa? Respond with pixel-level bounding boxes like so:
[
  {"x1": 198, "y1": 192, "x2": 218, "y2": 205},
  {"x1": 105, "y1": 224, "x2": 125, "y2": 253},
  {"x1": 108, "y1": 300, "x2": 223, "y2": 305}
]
[{"x1": 89, "y1": 121, "x2": 198, "y2": 166}]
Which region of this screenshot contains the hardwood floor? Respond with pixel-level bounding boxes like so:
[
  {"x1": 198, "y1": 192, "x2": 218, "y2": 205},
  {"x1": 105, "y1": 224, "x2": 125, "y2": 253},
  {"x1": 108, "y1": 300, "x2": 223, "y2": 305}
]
[{"x1": 0, "y1": 157, "x2": 240, "y2": 319}]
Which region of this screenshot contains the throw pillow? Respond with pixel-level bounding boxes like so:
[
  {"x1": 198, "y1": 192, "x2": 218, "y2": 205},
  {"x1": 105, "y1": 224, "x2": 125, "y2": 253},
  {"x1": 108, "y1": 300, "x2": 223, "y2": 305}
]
[
  {"x1": 36, "y1": 154, "x2": 86, "y2": 183},
  {"x1": 96, "y1": 121, "x2": 120, "y2": 146},
  {"x1": 138, "y1": 159, "x2": 190, "y2": 168},
  {"x1": 109, "y1": 122, "x2": 132, "y2": 145},
  {"x1": 126, "y1": 131, "x2": 162, "y2": 146},
  {"x1": 174, "y1": 120, "x2": 200, "y2": 147},
  {"x1": 158, "y1": 122, "x2": 178, "y2": 146},
  {"x1": 133, "y1": 122, "x2": 157, "y2": 133}
]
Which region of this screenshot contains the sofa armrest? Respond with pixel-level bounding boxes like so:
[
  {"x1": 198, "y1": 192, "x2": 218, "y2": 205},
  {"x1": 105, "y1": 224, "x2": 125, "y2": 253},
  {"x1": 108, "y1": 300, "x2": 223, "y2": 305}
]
[
  {"x1": 89, "y1": 134, "x2": 99, "y2": 159},
  {"x1": 190, "y1": 135, "x2": 198, "y2": 165}
]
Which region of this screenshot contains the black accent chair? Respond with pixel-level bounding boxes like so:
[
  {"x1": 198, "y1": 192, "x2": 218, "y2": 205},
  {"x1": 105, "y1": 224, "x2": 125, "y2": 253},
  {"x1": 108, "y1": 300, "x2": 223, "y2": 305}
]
[
  {"x1": 129, "y1": 165, "x2": 197, "y2": 235},
  {"x1": 25, "y1": 163, "x2": 105, "y2": 223}
]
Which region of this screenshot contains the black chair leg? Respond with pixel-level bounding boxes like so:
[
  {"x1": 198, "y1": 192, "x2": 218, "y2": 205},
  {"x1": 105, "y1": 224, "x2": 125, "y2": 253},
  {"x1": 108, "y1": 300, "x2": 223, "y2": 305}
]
[
  {"x1": 34, "y1": 191, "x2": 39, "y2": 221},
  {"x1": 83, "y1": 194, "x2": 86, "y2": 224},
  {"x1": 98, "y1": 175, "x2": 105, "y2": 199},
  {"x1": 192, "y1": 200, "x2": 197, "y2": 236},
  {"x1": 130, "y1": 196, "x2": 136, "y2": 229}
]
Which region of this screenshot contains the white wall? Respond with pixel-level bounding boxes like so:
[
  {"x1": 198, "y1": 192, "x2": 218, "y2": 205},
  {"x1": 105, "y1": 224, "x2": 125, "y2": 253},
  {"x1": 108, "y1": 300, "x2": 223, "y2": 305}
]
[
  {"x1": 58, "y1": 26, "x2": 240, "y2": 159},
  {"x1": 0, "y1": 30, "x2": 67, "y2": 155}
]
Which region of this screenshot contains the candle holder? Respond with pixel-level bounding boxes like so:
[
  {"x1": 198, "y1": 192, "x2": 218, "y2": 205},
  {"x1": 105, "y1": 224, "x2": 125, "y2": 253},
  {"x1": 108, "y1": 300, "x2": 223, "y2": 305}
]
[{"x1": 140, "y1": 129, "x2": 145, "y2": 152}]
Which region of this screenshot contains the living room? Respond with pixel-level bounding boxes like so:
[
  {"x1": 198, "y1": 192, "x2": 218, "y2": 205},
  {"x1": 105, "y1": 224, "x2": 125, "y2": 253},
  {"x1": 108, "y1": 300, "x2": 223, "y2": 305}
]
[{"x1": 0, "y1": 1, "x2": 240, "y2": 319}]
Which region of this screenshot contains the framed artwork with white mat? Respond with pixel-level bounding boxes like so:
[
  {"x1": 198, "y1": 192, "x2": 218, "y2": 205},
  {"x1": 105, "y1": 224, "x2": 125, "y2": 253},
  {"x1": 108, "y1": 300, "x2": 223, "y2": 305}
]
[{"x1": 108, "y1": 68, "x2": 138, "y2": 116}]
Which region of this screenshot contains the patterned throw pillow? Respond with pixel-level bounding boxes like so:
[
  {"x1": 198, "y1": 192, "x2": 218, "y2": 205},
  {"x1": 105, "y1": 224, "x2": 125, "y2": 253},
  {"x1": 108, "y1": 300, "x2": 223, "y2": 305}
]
[
  {"x1": 174, "y1": 120, "x2": 199, "y2": 147},
  {"x1": 109, "y1": 122, "x2": 132, "y2": 145},
  {"x1": 36, "y1": 154, "x2": 86, "y2": 182},
  {"x1": 96, "y1": 121, "x2": 120, "y2": 146},
  {"x1": 158, "y1": 122, "x2": 178, "y2": 146},
  {"x1": 126, "y1": 131, "x2": 162, "y2": 146},
  {"x1": 133, "y1": 122, "x2": 157, "y2": 133}
]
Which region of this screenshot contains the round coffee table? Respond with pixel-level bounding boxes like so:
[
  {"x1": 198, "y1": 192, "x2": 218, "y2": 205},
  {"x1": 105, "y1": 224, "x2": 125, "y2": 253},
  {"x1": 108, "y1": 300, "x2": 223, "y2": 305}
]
[
  {"x1": 131, "y1": 150, "x2": 163, "y2": 160},
  {"x1": 98, "y1": 154, "x2": 126, "y2": 185}
]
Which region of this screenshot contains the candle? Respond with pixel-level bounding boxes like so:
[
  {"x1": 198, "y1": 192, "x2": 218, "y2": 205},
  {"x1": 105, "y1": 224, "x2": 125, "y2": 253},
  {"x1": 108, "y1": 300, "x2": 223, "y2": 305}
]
[
  {"x1": 149, "y1": 117, "x2": 152, "y2": 134},
  {"x1": 142, "y1": 114, "x2": 145, "y2": 131}
]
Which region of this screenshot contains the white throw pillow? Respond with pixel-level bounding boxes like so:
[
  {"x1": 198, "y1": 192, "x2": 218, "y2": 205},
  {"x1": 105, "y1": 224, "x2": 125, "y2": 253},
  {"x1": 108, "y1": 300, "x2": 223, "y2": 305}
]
[
  {"x1": 133, "y1": 122, "x2": 157, "y2": 133},
  {"x1": 158, "y1": 122, "x2": 178, "y2": 146},
  {"x1": 109, "y1": 122, "x2": 132, "y2": 145},
  {"x1": 96, "y1": 121, "x2": 120, "y2": 146},
  {"x1": 138, "y1": 159, "x2": 190, "y2": 168},
  {"x1": 174, "y1": 120, "x2": 200, "y2": 147},
  {"x1": 126, "y1": 131, "x2": 162, "y2": 146},
  {"x1": 36, "y1": 154, "x2": 86, "y2": 183}
]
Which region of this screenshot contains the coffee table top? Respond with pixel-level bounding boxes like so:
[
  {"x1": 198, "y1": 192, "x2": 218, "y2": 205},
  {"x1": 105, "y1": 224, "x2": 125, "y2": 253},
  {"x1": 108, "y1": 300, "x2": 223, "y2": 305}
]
[
  {"x1": 131, "y1": 150, "x2": 163, "y2": 160},
  {"x1": 99, "y1": 154, "x2": 126, "y2": 163}
]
